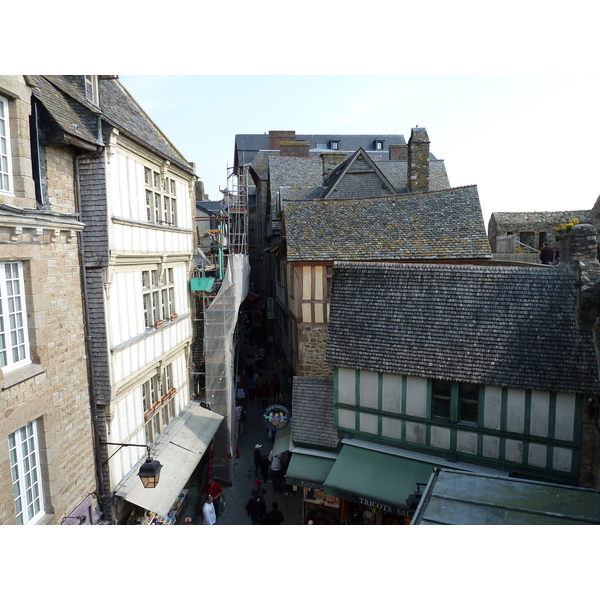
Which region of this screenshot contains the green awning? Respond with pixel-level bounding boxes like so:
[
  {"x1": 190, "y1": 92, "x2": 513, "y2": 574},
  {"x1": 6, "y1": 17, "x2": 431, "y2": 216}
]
[
  {"x1": 190, "y1": 277, "x2": 215, "y2": 291},
  {"x1": 285, "y1": 454, "x2": 336, "y2": 490},
  {"x1": 272, "y1": 426, "x2": 292, "y2": 456},
  {"x1": 323, "y1": 444, "x2": 436, "y2": 511}
]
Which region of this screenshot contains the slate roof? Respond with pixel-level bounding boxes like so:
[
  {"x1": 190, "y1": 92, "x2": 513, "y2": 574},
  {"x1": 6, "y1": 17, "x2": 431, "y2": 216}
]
[
  {"x1": 282, "y1": 186, "x2": 491, "y2": 262},
  {"x1": 291, "y1": 377, "x2": 338, "y2": 449},
  {"x1": 30, "y1": 76, "x2": 194, "y2": 175},
  {"x1": 235, "y1": 133, "x2": 409, "y2": 168},
  {"x1": 378, "y1": 159, "x2": 450, "y2": 192},
  {"x1": 325, "y1": 261, "x2": 600, "y2": 394}
]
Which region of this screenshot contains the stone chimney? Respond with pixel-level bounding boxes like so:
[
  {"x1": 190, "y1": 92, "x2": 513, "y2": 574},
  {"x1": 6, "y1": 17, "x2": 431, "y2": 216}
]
[
  {"x1": 389, "y1": 144, "x2": 408, "y2": 161},
  {"x1": 269, "y1": 130, "x2": 296, "y2": 150},
  {"x1": 407, "y1": 127, "x2": 430, "y2": 193},
  {"x1": 321, "y1": 152, "x2": 347, "y2": 178},
  {"x1": 280, "y1": 141, "x2": 310, "y2": 158}
]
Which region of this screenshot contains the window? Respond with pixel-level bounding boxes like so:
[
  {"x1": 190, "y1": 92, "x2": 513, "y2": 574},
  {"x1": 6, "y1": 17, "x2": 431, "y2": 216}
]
[
  {"x1": 375, "y1": 140, "x2": 384, "y2": 150},
  {"x1": 0, "y1": 96, "x2": 13, "y2": 193},
  {"x1": 431, "y1": 379, "x2": 480, "y2": 425},
  {"x1": 142, "y1": 364, "x2": 176, "y2": 443},
  {"x1": 315, "y1": 142, "x2": 327, "y2": 150},
  {"x1": 9, "y1": 421, "x2": 45, "y2": 525},
  {"x1": 330, "y1": 141, "x2": 339, "y2": 150},
  {"x1": 432, "y1": 379, "x2": 452, "y2": 420},
  {"x1": 84, "y1": 76, "x2": 99, "y2": 105},
  {"x1": 458, "y1": 382, "x2": 479, "y2": 424},
  {"x1": 144, "y1": 167, "x2": 177, "y2": 226},
  {"x1": 142, "y1": 267, "x2": 175, "y2": 328},
  {"x1": 0, "y1": 262, "x2": 30, "y2": 372}
]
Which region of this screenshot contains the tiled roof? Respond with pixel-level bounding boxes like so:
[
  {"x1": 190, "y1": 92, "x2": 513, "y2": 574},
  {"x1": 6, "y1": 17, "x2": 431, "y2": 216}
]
[
  {"x1": 291, "y1": 377, "x2": 338, "y2": 448},
  {"x1": 378, "y1": 159, "x2": 450, "y2": 192},
  {"x1": 326, "y1": 262, "x2": 600, "y2": 394},
  {"x1": 283, "y1": 186, "x2": 491, "y2": 262},
  {"x1": 31, "y1": 76, "x2": 194, "y2": 174}
]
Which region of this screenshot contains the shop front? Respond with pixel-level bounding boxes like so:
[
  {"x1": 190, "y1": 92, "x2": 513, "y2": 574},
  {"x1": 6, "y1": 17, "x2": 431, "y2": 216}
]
[
  {"x1": 323, "y1": 441, "x2": 437, "y2": 525},
  {"x1": 115, "y1": 401, "x2": 223, "y2": 525},
  {"x1": 285, "y1": 451, "x2": 341, "y2": 524}
]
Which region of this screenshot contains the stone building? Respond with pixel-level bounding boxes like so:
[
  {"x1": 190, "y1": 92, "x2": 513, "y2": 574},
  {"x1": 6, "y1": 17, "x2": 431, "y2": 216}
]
[
  {"x1": 27, "y1": 76, "x2": 212, "y2": 524},
  {"x1": 0, "y1": 76, "x2": 99, "y2": 524}
]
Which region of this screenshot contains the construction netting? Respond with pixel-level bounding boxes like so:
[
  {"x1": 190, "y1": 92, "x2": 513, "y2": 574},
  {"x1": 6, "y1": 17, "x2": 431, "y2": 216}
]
[{"x1": 204, "y1": 253, "x2": 249, "y2": 485}]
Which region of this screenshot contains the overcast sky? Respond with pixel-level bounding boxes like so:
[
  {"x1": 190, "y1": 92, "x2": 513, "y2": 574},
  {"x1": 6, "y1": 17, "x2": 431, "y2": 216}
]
[{"x1": 119, "y1": 74, "x2": 600, "y2": 228}]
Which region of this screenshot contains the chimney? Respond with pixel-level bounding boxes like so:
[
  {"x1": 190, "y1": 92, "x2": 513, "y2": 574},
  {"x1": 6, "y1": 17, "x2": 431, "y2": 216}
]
[
  {"x1": 408, "y1": 127, "x2": 430, "y2": 192},
  {"x1": 269, "y1": 130, "x2": 296, "y2": 150},
  {"x1": 389, "y1": 144, "x2": 408, "y2": 161},
  {"x1": 280, "y1": 141, "x2": 310, "y2": 158},
  {"x1": 321, "y1": 152, "x2": 347, "y2": 178}
]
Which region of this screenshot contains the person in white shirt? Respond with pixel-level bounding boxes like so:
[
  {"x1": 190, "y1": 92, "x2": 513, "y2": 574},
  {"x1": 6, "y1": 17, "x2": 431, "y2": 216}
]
[{"x1": 202, "y1": 495, "x2": 217, "y2": 525}]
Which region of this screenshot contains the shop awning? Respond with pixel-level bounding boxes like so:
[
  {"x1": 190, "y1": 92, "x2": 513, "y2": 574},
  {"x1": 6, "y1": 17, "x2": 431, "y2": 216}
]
[
  {"x1": 116, "y1": 402, "x2": 223, "y2": 517},
  {"x1": 286, "y1": 453, "x2": 336, "y2": 490},
  {"x1": 272, "y1": 426, "x2": 292, "y2": 455},
  {"x1": 323, "y1": 444, "x2": 436, "y2": 511}
]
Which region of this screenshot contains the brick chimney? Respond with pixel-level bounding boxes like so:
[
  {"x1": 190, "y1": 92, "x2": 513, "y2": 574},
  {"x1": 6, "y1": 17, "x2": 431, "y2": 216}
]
[
  {"x1": 269, "y1": 130, "x2": 296, "y2": 150},
  {"x1": 321, "y1": 152, "x2": 347, "y2": 178},
  {"x1": 280, "y1": 141, "x2": 310, "y2": 158},
  {"x1": 408, "y1": 127, "x2": 430, "y2": 192},
  {"x1": 389, "y1": 144, "x2": 408, "y2": 161}
]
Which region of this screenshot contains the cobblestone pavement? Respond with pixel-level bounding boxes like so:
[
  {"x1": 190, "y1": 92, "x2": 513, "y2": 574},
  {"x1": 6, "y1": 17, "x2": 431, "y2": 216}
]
[{"x1": 179, "y1": 352, "x2": 302, "y2": 526}]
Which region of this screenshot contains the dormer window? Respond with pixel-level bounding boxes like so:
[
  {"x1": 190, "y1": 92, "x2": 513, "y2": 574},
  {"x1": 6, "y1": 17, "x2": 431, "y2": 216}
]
[
  {"x1": 330, "y1": 140, "x2": 340, "y2": 150},
  {"x1": 85, "y1": 75, "x2": 99, "y2": 105},
  {"x1": 375, "y1": 140, "x2": 384, "y2": 151}
]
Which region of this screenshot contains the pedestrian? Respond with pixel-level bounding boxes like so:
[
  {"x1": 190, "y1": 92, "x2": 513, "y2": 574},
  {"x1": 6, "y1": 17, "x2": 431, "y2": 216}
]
[
  {"x1": 251, "y1": 478, "x2": 267, "y2": 498},
  {"x1": 540, "y1": 242, "x2": 554, "y2": 265},
  {"x1": 270, "y1": 373, "x2": 283, "y2": 402},
  {"x1": 259, "y1": 379, "x2": 271, "y2": 409},
  {"x1": 260, "y1": 452, "x2": 271, "y2": 482},
  {"x1": 253, "y1": 444, "x2": 263, "y2": 478},
  {"x1": 264, "y1": 501, "x2": 285, "y2": 525},
  {"x1": 246, "y1": 372, "x2": 256, "y2": 402},
  {"x1": 245, "y1": 352, "x2": 254, "y2": 377},
  {"x1": 269, "y1": 450, "x2": 283, "y2": 492},
  {"x1": 245, "y1": 494, "x2": 267, "y2": 525},
  {"x1": 202, "y1": 495, "x2": 217, "y2": 525},
  {"x1": 202, "y1": 477, "x2": 224, "y2": 516},
  {"x1": 236, "y1": 401, "x2": 245, "y2": 437}
]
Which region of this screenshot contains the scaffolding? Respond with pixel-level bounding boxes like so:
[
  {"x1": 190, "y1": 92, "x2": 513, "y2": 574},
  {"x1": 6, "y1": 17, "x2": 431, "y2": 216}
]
[{"x1": 191, "y1": 167, "x2": 249, "y2": 484}]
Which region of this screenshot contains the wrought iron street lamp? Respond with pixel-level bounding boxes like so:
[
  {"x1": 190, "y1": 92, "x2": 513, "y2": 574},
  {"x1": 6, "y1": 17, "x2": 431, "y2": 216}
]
[{"x1": 106, "y1": 443, "x2": 162, "y2": 488}]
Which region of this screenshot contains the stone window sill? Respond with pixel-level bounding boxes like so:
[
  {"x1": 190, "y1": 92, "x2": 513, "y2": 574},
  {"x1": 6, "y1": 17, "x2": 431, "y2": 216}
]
[{"x1": 1, "y1": 363, "x2": 46, "y2": 390}]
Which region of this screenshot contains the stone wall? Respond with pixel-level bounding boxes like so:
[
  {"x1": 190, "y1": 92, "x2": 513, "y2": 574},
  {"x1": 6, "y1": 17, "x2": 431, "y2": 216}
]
[{"x1": 296, "y1": 324, "x2": 333, "y2": 377}]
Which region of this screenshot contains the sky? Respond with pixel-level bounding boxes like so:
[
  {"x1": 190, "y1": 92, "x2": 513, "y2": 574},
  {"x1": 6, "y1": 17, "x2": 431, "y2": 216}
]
[{"x1": 118, "y1": 74, "x2": 600, "y2": 228}]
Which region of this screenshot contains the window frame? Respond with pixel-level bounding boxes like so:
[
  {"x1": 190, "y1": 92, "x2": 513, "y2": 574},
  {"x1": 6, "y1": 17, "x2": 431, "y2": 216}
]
[
  {"x1": 0, "y1": 95, "x2": 14, "y2": 194},
  {"x1": 144, "y1": 167, "x2": 177, "y2": 226},
  {"x1": 8, "y1": 420, "x2": 45, "y2": 525},
  {"x1": 0, "y1": 261, "x2": 31, "y2": 373},
  {"x1": 84, "y1": 75, "x2": 99, "y2": 105},
  {"x1": 431, "y1": 379, "x2": 480, "y2": 426},
  {"x1": 142, "y1": 267, "x2": 175, "y2": 328}
]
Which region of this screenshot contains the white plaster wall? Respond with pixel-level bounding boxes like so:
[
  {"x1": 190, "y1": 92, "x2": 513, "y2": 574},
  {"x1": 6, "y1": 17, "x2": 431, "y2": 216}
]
[
  {"x1": 553, "y1": 446, "x2": 573, "y2": 472},
  {"x1": 530, "y1": 391, "x2": 550, "y2": 437},
  {"x1": 405, "y1": 376, "x2": 427, "y2": 418},
  {"x1": 482, "y1": 435, "x2": 500, "y2": 459},
  {"x1": 554, "y1": 393, "x2": 576, "y2": 441},
  {"x1": 381, "y1": 373, "x2": 402, "y2": 413},
  {"x1": 457, "y1": 429, "x2": 478, "y2": 455},
  {"x1": 528, "y1": 443, "x2": 547, "y2": 468},
  {"x1": 405, "y1": 422, "x2": 426, "y2": 445},
  {"x1": 382, "y1": 416, "x2": 402, "y2": 440},
  {"x1": 430, "y1": 426, "x2": 451, "y2": 450},
  {"x1": 483, "y1": 385, "x2": 502, "y2": 430},
  {"x1": 359, "y1": 370, "x2": 378, "y2": 409},
  {"x1": 337, "y1": 368, "x2": 356, "y2": 405},
  {"x1": 338, "y1": 408, "x2": 355, "y2": 430},
  {"x1": 506, "y1": 388, "x2": 526, "y2": 434},
  {"x1": 505, "y1": 438, "x2": 523, "y2": 464},
  {"x1": 360, "y1": 412, "x2": 378, "y2": 435}
]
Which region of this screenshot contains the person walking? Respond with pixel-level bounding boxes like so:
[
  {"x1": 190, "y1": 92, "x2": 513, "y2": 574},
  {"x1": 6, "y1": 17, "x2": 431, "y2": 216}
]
[
  {"x1": 202, "y1": 495, "x2": 217, "y2": 525},
  {"x1": 269, "y1": 450, "x2": 283, "y2": 492},
  {"x1": 264, "y1": 501, "x2": 284, "y2": 525},
  {"x1": 202, "y1": 477, "x2": 224, "y2": 516},
  {"x1": 245, "y1": 494, "x2": 267, "y2": 525},
  {"x1": 251, "y1": 479, "x2": 267, "y2": 498},
  {"x1": 260, "y1": 452, "x2": 271, "y2": 483},
  {"x1": 253, "y1": 444, "x2": 263, "y2": 478}
]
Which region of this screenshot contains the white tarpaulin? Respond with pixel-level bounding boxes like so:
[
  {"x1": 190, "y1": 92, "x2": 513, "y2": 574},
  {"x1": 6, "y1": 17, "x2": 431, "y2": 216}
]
[{"x1": 117, "y1": 402, "x2": 223, "y2": 516}]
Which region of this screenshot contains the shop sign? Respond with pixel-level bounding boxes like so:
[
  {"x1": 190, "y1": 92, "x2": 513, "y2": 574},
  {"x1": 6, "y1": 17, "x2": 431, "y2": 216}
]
[
  {"x1": 263, "y1": 404, "x2": 289, "y2": 431},
  {"x1": 267, "y1": 297, "x2": 274, "y2": 320},
  {"x1": 357, "y1": 496, "x2": 412, "y2": 518}
]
